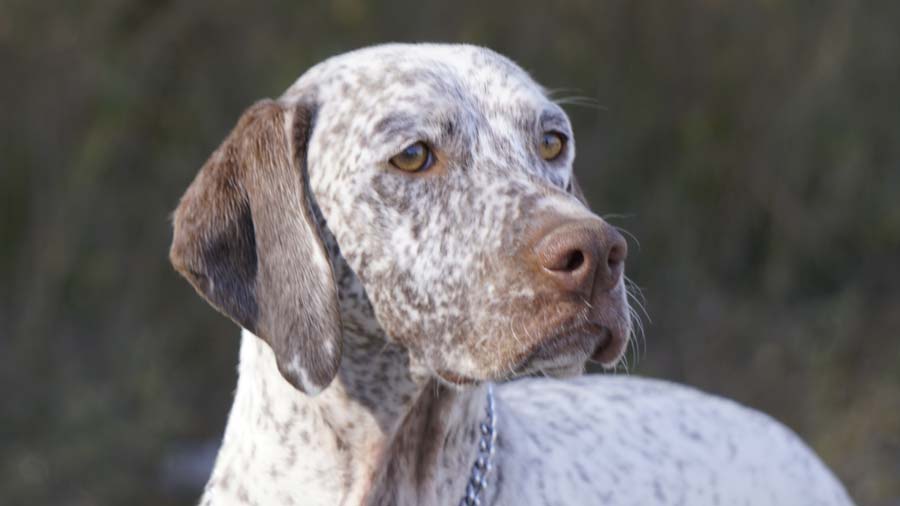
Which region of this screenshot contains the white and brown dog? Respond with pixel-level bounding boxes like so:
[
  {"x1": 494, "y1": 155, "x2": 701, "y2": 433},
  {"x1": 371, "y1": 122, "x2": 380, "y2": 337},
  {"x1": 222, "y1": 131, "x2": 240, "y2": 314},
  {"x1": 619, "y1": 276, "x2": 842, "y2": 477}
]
[{"x1": 169, "y1": 44, "x2": 854, "y2": 506}]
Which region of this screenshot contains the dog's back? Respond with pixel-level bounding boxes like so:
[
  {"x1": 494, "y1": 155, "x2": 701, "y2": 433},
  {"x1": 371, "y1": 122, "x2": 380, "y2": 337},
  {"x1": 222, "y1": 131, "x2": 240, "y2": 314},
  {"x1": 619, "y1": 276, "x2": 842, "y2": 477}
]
[{"x1": 495, "y1": 376, "x2": 852, "y2": 505}]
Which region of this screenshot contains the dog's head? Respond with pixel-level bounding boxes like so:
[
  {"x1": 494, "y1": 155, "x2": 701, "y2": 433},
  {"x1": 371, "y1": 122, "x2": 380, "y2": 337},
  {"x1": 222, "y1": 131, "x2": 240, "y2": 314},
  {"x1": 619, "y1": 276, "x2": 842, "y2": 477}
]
[{"x1": 170, "y1": 44, "x2": 631, "y2": 394}]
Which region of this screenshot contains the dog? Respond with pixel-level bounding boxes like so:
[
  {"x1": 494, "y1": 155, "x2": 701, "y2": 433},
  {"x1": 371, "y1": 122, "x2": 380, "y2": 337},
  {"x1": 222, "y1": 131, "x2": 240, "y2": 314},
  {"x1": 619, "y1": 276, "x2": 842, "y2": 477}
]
[{"x1": 169, "y1": 43, "x2": 854, "y2": 505}]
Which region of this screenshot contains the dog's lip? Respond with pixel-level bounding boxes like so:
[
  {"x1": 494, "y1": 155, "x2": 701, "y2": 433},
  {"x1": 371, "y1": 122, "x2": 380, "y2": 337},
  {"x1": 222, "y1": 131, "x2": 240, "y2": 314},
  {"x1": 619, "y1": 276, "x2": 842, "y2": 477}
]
[
  {"x1": 531, "y1": 323, "x2": 608, "y2": 360},
  {"x1": 514, "y1": 321, "x2": 609, "y2": 371},
  {"x1": 436, "y1": 320, "x2": 627, "y2": 385},
  {"x1": 517, "y1": 319, "x2": 628, "y2": 372},
  {"x1": 590, "y1": 325, "x2": 627, "y2": 366}
]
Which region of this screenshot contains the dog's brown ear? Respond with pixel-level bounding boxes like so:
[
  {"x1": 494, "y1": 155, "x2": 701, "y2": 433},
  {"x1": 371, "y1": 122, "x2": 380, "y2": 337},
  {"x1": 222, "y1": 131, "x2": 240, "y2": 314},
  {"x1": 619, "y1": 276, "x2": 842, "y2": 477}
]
[{"x1": 169, "y1": 99, "x2": 341, "y2": 395}]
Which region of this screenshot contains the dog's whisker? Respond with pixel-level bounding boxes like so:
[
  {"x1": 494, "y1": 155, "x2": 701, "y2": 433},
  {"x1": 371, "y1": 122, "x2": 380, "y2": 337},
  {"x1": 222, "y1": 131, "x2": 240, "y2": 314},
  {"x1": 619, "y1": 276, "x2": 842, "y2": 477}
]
[{"x1": 615, "y1": 226, "x2": 642, "y2": 250}]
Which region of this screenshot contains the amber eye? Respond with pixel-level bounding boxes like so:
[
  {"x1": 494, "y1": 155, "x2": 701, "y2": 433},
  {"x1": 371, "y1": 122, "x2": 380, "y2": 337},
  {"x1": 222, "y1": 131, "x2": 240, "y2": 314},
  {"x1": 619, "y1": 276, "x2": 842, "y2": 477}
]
[
  {"x1": 539, "y1": 131, "x2": 566, "y2": 160},
  {"x1": 390, "y1": 142, "x2": 433, "y2": 172}
]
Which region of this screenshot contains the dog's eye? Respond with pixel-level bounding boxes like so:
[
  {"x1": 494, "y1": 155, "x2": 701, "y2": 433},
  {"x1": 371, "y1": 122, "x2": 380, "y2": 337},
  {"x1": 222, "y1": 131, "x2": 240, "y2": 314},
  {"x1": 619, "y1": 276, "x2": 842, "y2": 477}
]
[
  {"x1": 539, "y1": 131, "x2": 566, "y2": 161},
  {"x1": 390, "y1": 142, "x2": 434, "y2": 172}
]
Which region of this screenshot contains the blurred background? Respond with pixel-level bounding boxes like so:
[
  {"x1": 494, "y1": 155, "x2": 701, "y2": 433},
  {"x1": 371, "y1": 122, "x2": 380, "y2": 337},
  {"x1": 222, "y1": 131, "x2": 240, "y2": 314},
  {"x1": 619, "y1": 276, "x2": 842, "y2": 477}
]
[{"x1": 2, "y1": 0, "x2": 898, "y2": 504}]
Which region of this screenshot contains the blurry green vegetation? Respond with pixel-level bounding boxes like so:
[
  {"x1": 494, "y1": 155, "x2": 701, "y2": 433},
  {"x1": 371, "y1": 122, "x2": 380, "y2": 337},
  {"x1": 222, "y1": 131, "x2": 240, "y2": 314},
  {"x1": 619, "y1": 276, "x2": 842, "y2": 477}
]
[{"x1": 1, "y1": 1, "x2": 898, "y2": 505}]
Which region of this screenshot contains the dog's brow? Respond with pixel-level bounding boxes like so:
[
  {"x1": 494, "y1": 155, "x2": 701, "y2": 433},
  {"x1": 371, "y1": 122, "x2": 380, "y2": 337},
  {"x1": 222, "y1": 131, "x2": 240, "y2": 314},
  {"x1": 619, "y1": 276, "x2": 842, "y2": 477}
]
[
  {"x1": 540, "y1": 110, "x2": 570, "y2": 132},
  {"x1": 372, "y1": 113, "x2": 418, "y2": 140},
  {"x1": 372, "y1": 112, "x2": 460, "y2": 147}
]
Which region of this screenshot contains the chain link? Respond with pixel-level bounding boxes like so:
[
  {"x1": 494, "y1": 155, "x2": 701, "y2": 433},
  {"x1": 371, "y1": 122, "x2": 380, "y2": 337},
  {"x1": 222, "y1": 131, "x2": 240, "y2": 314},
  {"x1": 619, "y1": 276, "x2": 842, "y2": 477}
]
[{"x1": 459, "y1": 384, "x2": 497, "y2": 506}]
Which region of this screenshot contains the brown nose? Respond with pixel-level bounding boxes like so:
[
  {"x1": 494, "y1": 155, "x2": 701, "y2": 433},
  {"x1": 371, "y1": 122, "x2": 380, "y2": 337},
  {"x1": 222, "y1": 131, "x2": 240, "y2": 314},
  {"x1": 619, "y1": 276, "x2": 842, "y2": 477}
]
[{"x1": 532, "y1": 220, "x2": 627, "y2": 297}]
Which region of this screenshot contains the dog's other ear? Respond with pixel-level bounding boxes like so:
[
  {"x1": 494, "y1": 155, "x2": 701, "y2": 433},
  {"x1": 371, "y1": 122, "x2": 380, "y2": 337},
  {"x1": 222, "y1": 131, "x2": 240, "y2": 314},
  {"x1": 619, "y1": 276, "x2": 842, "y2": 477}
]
[
  {"x1": 568, "y1": 173, "x2": 588, "y2": 205},
  {"x1": 169, "y1": 99, "x2": 341, "y2": 395}
]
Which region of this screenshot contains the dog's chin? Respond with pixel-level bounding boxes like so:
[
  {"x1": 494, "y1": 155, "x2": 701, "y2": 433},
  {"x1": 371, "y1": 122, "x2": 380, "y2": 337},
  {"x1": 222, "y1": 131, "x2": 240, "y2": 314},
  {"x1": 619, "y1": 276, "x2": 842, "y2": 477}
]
[
  {"x1": 433, "y1": 363, "x2": 584, "y2": 389},
  {"x1": 434, "y1": 352, "x2": 594, "y2": 388},
  {"x1": 513, "y1": 322, "x2": 627, "y2": 374},
  {"x1": 433, "y1": 369, "x2": 481, "y2": 389},
  {"x1": 511, "y1": 349, "x2": 591, "y2": 379},
  {"x1": 535, "y1": 362, "x2": 586, "y2": 379},
  {"x1": 432, "y1": 323, "x2": 629, "y2": 387}
]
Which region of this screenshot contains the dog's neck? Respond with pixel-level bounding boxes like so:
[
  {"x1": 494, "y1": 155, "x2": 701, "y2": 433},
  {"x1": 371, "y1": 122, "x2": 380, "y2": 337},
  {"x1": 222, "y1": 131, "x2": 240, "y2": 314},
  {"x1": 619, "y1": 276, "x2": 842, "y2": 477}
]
[{"x1": 201, "y1": 327, "x2": 489, "y2": 506}]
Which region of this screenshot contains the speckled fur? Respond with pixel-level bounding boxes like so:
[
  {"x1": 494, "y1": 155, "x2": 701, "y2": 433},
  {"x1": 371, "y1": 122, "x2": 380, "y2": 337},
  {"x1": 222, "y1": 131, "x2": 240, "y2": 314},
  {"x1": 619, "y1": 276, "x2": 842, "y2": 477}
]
[{"x1": 171, "y1": 44, "x2": 854, "y2": 505}]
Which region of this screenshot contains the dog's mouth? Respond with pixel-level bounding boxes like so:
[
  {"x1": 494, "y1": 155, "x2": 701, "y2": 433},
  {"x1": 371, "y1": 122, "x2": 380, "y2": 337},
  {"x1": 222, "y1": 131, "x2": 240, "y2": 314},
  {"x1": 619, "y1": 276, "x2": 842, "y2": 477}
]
[
  {"x1": 435, "y1": 319, "x2": 628, "y2": 387},
  {"x1": 514, "y1": 320, "x2": 627, "y2": 375}
]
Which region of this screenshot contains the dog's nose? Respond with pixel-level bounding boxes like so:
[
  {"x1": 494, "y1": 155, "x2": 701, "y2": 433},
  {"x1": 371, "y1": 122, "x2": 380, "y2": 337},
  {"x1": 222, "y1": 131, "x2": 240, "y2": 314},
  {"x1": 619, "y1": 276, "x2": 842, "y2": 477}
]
[{"x1": 532, "y1": 220, "x2": 627, "y2": 297}]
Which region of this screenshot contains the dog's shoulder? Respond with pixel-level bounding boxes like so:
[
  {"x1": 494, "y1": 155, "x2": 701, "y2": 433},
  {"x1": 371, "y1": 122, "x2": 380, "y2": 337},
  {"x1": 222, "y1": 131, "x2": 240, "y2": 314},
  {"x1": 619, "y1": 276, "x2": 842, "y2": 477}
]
[{"x1": 491, "y1": 375, "x2": 853, "y2": 506}]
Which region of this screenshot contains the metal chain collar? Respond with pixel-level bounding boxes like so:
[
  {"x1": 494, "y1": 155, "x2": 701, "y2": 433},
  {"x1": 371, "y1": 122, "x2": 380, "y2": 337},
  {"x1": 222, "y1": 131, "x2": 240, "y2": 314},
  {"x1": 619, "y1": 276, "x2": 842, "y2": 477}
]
[{"x1": 459, "y1": 383, "x2": 497, "y2": 506}]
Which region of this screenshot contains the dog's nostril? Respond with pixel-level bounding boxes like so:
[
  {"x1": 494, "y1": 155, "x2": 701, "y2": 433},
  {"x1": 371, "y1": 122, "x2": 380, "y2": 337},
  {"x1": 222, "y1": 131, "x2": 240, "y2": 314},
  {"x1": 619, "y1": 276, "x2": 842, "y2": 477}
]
[
  {"x1": 562, "y1": 250, "x2": 585, "y2": 272},
  {"x1": 607, "y1": 242, "x2": 626, "y2": 269},
  {"x1": 532, "y1": 220, "x2": 626, "y2": 296},
  {"x1": 532, "y1": 224, "x2": 599, "y2": 297}
]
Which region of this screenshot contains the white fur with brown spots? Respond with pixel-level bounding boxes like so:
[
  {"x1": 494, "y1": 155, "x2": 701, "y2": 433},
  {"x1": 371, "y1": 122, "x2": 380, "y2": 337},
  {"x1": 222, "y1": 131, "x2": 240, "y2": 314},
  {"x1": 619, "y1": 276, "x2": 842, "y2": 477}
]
[{"x1": 169, "y1": 44, "x2": 854, "y2": 505}]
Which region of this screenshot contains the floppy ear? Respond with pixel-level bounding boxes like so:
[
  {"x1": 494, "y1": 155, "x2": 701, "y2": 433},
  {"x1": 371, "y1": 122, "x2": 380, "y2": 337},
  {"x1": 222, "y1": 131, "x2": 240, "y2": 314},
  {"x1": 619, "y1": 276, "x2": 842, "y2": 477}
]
[{"x1": 169, "y1": 99, "x2": 341, "y2": 395}]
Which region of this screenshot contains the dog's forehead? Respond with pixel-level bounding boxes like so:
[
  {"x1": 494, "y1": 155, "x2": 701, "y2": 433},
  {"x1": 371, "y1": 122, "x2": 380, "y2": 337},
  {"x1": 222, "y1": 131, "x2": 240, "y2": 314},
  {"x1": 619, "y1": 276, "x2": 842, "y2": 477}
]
[{"x1": 284, "y1": 44, "x2": 551, "y2": 118}]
